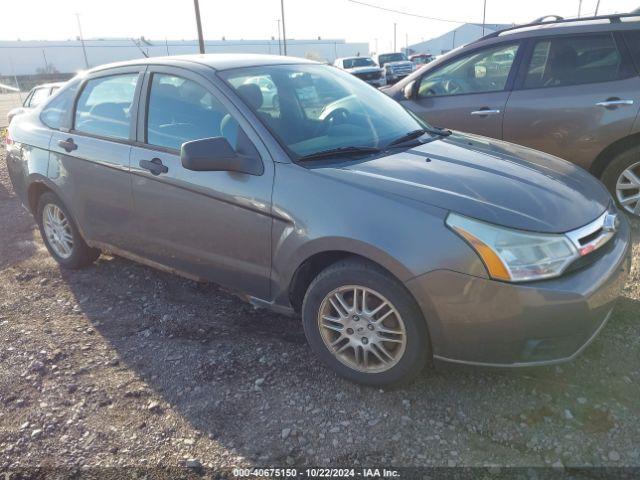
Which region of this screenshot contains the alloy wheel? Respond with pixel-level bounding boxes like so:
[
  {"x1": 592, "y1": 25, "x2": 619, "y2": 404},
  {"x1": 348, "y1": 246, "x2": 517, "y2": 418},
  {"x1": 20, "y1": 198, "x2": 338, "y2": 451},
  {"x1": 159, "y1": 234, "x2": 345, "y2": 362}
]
[
  {"x1": 616, "y1": 161, "x2": 640, "y2": 215},
  {"x1": 42, "y1": 204, "x2": 74, "y2": 259},
  {"x1": 317, "y1": 285, "x2": 407, "y2": 373}
]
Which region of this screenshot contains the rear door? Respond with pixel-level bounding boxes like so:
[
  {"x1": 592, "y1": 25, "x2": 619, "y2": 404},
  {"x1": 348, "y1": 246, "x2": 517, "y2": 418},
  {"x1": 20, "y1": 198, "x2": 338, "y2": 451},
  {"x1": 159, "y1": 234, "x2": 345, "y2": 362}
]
[
  {"x1": 402, "y1": 42, "x2": 522, "y2": 138},
  {"x1": 128, "y1": 66, "x2": 274, "y2": 299},
  {"x1": 49, "y1": 67, "x2": 143, "y2": 248},
  {"x1": 503, "y1": 32, "x2": 640, "y2": 169}
]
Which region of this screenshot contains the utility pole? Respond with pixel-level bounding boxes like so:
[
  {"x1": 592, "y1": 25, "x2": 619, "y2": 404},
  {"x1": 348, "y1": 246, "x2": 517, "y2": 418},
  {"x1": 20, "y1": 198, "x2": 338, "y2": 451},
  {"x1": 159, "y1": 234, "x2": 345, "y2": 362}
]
[
  {"x1": 482, "y1": 0, "x2": 487, "y2": 36},
  {"x1": 280, "y1": 0, "x2": 288, "y2": 55},
  {"x1": 578, "y1": 0, "x2": 583, "y2": 17},
  {"x1": 41, "y1": 49, "x2": 49, "y2": 73},
  {"x1": 193, "y1": 0, "x2": 205, "y2": 54},
  {"x1": 393, "y1": 22, "x2": 397, "y2": 51},
  {"x1": 374, "y1": 38, "x2": 378, "y2": 54},
  {"x1": 75, "y1": 13, "x2": 90, "y2": 69},
  {"x1": 595, "y1": 0, "x2": 601, "y2": 15},
  {"x1": 277, "y1": 19, "x2": 282, "y2": 55},
  {"x1": 405, "y1": 33, "x2": 408, "y2": 54}
]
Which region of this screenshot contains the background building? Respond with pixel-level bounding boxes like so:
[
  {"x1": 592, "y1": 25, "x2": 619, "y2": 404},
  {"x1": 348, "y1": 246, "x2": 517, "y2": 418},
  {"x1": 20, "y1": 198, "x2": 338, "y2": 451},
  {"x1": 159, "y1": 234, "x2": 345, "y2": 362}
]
[
  {"x1": 0, "y1": 38, "x2": 368, "y2": 77},
  {"x1": 406, "y1": 23, "x2": 513, "y2": 56}
]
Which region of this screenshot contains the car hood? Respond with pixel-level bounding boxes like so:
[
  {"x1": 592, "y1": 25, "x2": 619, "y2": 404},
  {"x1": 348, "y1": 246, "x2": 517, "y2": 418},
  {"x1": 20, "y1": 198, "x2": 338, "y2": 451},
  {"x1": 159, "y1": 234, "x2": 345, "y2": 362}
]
[
  {"x1": 313, "y1": 133, "x2": 611, "y2": 233},
  {"x1": 346, "y1": 66, "x2": 383, "y2": 74}
]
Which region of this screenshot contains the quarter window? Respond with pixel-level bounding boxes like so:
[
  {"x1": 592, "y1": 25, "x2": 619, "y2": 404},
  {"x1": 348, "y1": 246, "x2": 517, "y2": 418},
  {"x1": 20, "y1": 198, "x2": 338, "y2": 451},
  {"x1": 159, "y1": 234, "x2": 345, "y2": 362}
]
[
  {"x1": 418, "y1": 43, "x2": 519, "y2": 98},
  {"x1": 523, "y1": 34, "x2": 631, "y2": 89},
  {"x1": 74, "y1": 74, "x2": 138, "y2": 140},
  {"x1": 146, "y1": 73, "x2": 252, "y2": 152}
]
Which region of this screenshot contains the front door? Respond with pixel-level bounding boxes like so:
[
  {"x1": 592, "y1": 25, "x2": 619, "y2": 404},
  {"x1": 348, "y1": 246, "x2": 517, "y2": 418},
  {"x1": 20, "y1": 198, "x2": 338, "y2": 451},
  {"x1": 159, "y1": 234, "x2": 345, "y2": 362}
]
[
  {"x1": 402, "y1": 42, "x2": 522, "y2": 139},
  {"x1": 129, "y1": 67, "x2": 274, "y2": 299}
]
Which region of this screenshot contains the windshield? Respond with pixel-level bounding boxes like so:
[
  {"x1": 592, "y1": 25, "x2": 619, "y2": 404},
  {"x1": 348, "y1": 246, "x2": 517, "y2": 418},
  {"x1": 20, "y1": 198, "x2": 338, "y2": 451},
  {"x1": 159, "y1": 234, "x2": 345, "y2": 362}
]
[
  {"x1": 343, "y1": 57, "x2": 376, "y2": 69},
  {"x1": 220, "y1": 64, "x2": 428, "y2": 158},
  {"x1": 378, "y1": 53, "x2": 408, "y2": 65}
]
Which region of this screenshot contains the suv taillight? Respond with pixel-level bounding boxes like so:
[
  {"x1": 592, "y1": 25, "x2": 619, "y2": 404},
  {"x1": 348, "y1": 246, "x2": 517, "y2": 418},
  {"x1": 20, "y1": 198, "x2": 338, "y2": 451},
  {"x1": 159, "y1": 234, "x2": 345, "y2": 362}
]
[{"x1": 5, "y1": 131, "x2": 13, "y2": 147}]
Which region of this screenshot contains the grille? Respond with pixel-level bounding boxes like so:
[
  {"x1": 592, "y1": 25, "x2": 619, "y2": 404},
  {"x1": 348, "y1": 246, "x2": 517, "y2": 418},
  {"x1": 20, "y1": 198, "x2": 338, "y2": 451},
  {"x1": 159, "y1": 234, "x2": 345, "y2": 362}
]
[{"x1": 355, "y1": 71, "x2": 382, "y2": 80}]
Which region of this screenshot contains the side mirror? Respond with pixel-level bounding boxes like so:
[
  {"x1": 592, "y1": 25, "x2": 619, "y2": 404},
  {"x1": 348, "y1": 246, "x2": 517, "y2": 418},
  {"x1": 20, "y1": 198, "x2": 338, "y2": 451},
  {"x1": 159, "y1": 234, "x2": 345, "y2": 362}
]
[
  {"x1": 403, "y1": 80, "x2": 416, "y2": 100},
  {"x1": 181, "y1": 137, "x2": 263, "y2": 176}
]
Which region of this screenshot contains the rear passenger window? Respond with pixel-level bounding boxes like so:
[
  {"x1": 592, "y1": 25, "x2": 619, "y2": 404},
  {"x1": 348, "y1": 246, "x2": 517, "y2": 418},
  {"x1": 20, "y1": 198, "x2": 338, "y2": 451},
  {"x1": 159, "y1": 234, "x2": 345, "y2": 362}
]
[
  {"x1": 623, "y1": 31, "x2": 640, "y2": 71},
  {"x1": 146, "y1": 74, "x2": 251, "y2": 152},
  {"x1": 524, "y1": 34, "x2": 632, "y2": 88},
  {"x1": 74, "y1": 74, "x2": 138, "y2": 140}
]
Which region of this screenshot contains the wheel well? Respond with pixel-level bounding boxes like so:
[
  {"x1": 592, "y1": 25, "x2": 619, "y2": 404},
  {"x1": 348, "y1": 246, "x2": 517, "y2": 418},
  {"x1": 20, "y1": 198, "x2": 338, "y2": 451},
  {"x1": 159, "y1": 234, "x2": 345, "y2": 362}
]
[
  {"x1": 27, "y1": 182, "x2": 53, "y2": 214},
  {"x1": 590, "y1": 133, "x2": 640, "y2": 179},
  {"x1": 288, "y1": 251, "x2": 396, "y2": 313}
]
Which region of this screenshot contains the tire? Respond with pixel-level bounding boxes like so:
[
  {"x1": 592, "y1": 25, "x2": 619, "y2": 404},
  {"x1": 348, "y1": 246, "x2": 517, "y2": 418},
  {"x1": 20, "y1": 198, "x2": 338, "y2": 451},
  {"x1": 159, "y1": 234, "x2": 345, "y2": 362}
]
[
  {"x1": 601, "y1": 145, "x2": 640, "y2": 217},
  {"x1": 36, "y1": 192, "x2": 100, "y2": 269},
  {"x1": 301, "y1": 258, "x2": 429, "y2": 387}
]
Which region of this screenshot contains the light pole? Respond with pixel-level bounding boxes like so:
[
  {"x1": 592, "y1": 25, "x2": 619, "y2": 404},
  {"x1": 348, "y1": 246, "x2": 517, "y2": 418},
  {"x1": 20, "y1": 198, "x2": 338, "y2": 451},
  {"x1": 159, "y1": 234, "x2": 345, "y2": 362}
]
[
  {"x1": 277, "y1": 19, "x2": 282, "y2": 55},
  {"x1": 281, "y1": 0, "x2": 288, "y2": 55},
  {"x1": 578, "y1": 0, "x2": 583, "y2": 17},
  {"x1": 393, "y1": 22, "x2": 397, "y2": 51},
  {"x1": 193, "y1": 0, "x2": 205, "y2": 53},
  {"x1": 482, "y1": 0, "x2": 487, "y2": 36},
  {"x1": 595, "y1": 0, "x2": 601, "y2": 15},
  {"x1": 75, "y1": 13, "x2": 90, "y2": 69}
]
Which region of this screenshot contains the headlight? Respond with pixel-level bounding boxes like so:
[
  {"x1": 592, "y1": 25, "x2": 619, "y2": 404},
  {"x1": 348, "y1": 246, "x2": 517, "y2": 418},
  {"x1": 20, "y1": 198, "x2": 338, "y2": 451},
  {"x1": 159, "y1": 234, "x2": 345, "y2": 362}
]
[{"x1": 446, "y1": 213, "x2": 579, "y2": 282}]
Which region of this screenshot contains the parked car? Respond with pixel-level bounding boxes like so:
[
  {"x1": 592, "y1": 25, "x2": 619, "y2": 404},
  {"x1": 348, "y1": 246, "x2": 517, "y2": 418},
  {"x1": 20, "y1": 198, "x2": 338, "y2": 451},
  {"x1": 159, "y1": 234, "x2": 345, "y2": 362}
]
[
  {"x1": 5, "y1": 54, "x2": 631, "y2": 386},
  {"x1": 384, "y1": 13, "x2": 640, "y2": 216},
  {"x1": 334, "y1": 56, "x2": 386, "y2": 87},
  {"x1": 6, "y1": 82, "x2": 64, "y2": 125},
  {"x1": 374, "y1": 52, "x2": 415, "y2": 83},
  {"x1": 409, "y1": 53, "x2": 435, "y2": 66}
]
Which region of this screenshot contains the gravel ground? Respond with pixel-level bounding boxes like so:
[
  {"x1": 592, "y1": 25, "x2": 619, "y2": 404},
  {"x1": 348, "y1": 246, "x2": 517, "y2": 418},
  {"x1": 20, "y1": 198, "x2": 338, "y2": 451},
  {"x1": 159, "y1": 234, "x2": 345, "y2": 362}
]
[{"x1": 1, "y1": 144, "x2": 639, "y2": 474}]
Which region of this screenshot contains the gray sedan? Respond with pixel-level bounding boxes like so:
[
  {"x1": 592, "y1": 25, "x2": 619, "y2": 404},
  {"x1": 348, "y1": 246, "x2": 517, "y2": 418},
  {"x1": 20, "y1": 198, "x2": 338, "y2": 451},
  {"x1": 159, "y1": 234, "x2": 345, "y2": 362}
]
[{"x1": 5, "y1": 54, "x2": 631, "y2": 386}]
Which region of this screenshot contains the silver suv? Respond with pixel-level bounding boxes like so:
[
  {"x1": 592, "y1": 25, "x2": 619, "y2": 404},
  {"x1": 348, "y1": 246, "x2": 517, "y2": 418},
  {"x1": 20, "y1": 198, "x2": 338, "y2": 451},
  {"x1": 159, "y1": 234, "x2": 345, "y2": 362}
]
[{"x1": 5, "y1": 55, "x2": 631, "y2": 386}]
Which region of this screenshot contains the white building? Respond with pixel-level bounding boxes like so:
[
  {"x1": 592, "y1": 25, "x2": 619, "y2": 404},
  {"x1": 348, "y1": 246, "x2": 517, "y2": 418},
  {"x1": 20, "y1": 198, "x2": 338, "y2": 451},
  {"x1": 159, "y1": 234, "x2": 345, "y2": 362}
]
[
  {"x1": 406, "y1": 23, "x2": 513, "y2": 56},
  {"x1": 0, "y1": 38, "x2": 369, "y2": 76}
]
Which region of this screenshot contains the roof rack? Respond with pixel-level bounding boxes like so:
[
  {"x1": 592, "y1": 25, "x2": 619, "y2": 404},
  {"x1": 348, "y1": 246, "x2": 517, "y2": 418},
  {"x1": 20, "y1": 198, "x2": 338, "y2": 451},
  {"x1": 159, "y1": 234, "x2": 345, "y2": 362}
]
[{"x1": 473, "y1": 12, "x2": 640, "y2": 43}]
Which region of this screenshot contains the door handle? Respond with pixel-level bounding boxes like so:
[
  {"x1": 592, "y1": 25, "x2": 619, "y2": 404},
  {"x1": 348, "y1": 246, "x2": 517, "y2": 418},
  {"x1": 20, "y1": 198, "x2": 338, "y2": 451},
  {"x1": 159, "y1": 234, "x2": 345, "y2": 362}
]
[
  {"x1": 470, "y1": 108, "x2": 501, "y2": 116},
  {"x1": 57, "y1": 138, "x2": 77, "y2": 153},
  {"x1": 139, "y1": 158, "x2": 168, "y2": 176},
  {"x1": 596, "y1": 98, "x2": 634, "y2": 108}
]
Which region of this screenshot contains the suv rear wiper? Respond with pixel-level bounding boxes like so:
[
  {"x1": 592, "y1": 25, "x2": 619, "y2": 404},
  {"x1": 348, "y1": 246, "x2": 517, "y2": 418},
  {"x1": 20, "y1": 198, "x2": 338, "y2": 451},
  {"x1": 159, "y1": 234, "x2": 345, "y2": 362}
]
[{"x1": 298, "y1": 146, "x2": 382, "y2": 161}]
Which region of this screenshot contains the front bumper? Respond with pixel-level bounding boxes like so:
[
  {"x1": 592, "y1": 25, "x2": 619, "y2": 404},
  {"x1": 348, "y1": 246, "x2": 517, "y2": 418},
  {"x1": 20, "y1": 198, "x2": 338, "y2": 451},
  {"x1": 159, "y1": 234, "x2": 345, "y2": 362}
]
[{"x1": 406, "y1": 214, "x2": 632, "y2": 366}]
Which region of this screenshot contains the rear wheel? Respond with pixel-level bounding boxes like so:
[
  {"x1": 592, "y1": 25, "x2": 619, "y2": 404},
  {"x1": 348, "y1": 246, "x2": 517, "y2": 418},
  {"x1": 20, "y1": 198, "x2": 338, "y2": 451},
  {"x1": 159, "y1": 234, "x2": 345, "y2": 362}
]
[
  {"x1": 601, "y1": 146, "x2": 640, "y2": 216},
  {"x1": 36, "y1": 192, "x2": 100, "y2": 269},
  {"x1": 302, "y1": 258, "x2": 429, "y2": 386}
]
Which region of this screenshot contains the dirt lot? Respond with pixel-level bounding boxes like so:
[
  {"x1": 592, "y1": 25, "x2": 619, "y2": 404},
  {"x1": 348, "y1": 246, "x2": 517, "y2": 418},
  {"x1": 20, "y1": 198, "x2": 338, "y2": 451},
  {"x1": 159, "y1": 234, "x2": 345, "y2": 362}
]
[
  {"x1": 0, "y1": 144, "x2": 639, "y2": 474},
  {"x1": 0, "y1": 93, "x2": 23, "y2": 128}
]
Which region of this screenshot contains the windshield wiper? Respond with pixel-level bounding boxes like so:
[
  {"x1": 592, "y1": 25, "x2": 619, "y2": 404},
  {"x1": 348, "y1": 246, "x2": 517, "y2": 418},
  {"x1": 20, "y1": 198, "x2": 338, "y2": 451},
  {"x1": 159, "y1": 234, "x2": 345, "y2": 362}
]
[
  {"x1": 298, "y1": 146, "x2": 382, "y2": 161},
  {"x1": 387, "y1": 129, "x2": 428, "y2": 147},
  {"x1": 386, "y1": 127, "x2": 452, "y2": 148}
]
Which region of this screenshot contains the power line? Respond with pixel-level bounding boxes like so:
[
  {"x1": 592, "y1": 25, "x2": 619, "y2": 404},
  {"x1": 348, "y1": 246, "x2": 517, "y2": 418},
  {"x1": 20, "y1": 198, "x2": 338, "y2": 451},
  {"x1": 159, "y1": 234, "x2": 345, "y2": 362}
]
[{"x1": 346, "y1": 0, "x2": 466, "y2": 24}]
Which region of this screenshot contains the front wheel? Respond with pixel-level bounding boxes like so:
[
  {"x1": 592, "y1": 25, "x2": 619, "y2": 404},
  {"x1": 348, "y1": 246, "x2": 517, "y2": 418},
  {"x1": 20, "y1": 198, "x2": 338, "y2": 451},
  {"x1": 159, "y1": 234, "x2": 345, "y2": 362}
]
[
  {"x1": 36, "y1": 192, "x2": 100, "y2": 269},
  {"x1": 601, "y1": 146, "x2": 640, "y2": 216},
  {"x1": 302, "y1": 259, "x2": 429, "y2": 386}
]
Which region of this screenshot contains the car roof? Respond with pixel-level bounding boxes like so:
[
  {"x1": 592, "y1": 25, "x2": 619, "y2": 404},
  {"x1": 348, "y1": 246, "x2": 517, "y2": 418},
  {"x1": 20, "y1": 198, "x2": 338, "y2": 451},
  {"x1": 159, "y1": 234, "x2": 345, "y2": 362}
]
[{"x1": 88, "y1": 53, "x2": 318, "y2": 74}]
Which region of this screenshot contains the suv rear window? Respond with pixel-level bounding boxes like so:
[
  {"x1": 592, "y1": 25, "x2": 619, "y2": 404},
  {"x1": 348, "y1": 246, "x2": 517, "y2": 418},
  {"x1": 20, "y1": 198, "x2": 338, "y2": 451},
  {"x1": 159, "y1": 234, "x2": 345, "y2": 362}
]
[{"x1": 523, "y1": 34, "x2": 632, "y2": 88}]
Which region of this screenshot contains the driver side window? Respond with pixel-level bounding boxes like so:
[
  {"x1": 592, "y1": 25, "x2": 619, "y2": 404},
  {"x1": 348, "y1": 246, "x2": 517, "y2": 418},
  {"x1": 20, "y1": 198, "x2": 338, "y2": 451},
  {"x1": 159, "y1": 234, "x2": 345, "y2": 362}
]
[{"x1": 418, "y1": 43, "x2": 519, "y2": 98}]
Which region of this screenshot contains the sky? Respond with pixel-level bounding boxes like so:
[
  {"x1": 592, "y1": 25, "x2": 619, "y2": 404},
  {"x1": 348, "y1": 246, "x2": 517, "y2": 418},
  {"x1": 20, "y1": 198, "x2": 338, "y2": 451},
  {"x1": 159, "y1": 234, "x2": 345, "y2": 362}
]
[{"x1": 3, "y1": 0, "x2": 639, "y2": 51}]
